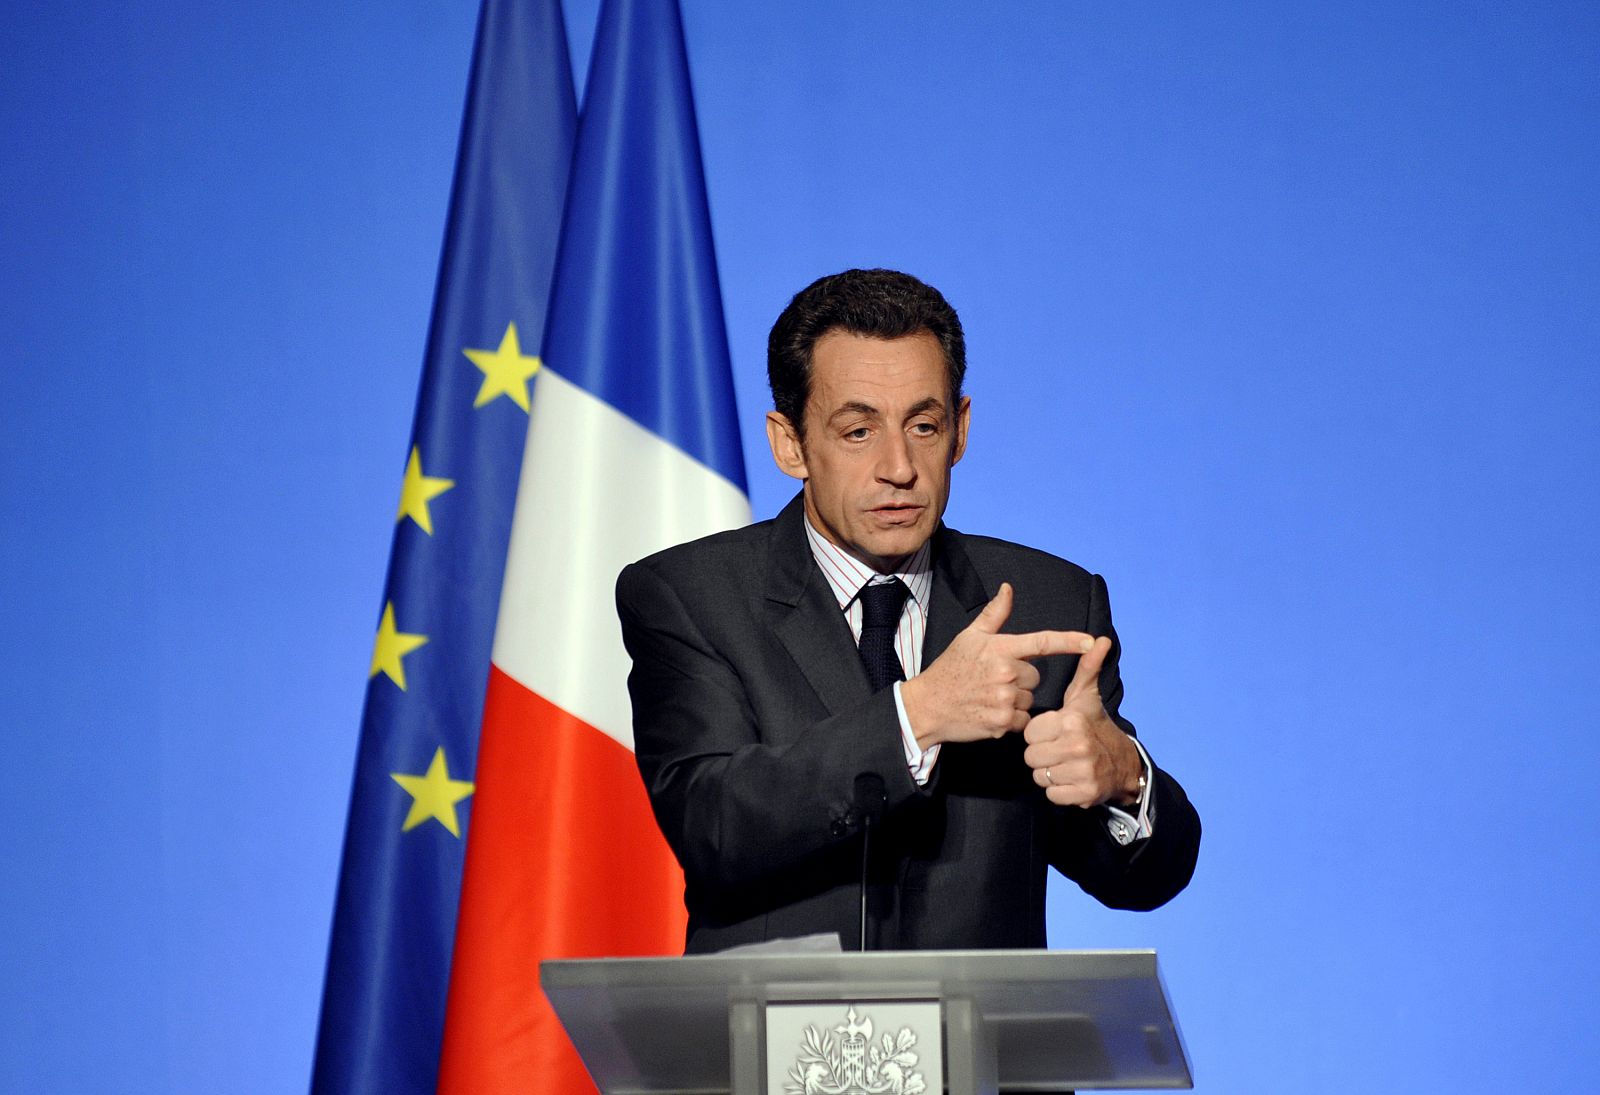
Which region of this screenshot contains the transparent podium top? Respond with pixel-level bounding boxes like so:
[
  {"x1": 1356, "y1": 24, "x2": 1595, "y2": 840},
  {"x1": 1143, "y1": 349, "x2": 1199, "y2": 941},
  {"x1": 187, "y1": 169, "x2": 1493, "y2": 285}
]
[{"x1": 542, "y1": 949, "x2": 1191, "y2": 1093}]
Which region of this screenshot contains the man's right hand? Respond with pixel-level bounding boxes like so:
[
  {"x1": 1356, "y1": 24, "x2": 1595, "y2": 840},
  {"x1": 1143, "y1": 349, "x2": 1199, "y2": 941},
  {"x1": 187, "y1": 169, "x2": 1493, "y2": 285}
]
[{"x1": 899, "y1": 582, "x2": 1095, "y2": 748}]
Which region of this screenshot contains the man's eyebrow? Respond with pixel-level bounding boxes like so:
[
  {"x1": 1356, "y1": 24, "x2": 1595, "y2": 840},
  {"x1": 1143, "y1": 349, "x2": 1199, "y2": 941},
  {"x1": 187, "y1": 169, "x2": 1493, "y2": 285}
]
[
  {"x1": 826, "y1": 400, "x2": 881, "y2": 422},
  {"x1": 905, "y1": 396, "x2": 947, "y2": 418}
]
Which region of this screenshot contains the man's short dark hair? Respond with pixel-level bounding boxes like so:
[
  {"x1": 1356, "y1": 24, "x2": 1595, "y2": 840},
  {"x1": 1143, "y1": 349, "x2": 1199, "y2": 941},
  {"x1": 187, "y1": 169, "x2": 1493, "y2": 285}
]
[{"x1": 767, "y1": 268, "x2": 966, "y2": 437}]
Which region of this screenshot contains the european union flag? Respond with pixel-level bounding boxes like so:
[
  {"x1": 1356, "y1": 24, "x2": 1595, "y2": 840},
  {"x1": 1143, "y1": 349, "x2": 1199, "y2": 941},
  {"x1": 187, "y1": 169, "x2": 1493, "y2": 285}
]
[{"x1": 311, "y1": 2, "x2": 576, "y2": 1092}]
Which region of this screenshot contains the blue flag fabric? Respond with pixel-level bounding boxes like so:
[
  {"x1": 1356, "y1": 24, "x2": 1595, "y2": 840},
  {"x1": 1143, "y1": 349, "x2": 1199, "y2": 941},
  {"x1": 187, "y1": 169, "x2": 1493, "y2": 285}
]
[
  {"x1": 310, "y1": 2, "x2": 575, "y2": 1092},
  {"x1": 544, "y1": 0, "x2": 748, "y2": 492}
]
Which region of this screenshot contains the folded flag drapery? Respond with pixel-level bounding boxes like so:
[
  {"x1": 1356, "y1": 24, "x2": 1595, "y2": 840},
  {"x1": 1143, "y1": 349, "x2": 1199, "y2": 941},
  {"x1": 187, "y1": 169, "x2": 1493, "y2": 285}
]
[{"x1": 314, "y1": 1, "x2": 748, "y2": 1091}]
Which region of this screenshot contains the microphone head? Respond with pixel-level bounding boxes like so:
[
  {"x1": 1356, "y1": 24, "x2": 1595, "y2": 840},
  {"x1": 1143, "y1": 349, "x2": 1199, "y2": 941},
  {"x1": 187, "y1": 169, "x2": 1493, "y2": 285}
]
[{"x1": 853, "y1": 773, "x2": 887, "y2": 824}]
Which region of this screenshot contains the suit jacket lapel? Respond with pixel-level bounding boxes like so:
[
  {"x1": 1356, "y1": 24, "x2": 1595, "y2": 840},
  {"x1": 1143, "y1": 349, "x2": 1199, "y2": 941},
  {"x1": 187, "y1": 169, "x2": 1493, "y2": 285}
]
[
  {"x1": 923, "y1": 523, "x2": 991, "y2": 662},
  {"x1": 763, "y1": 497, "x2": 991, "y2": 717},
  {"x1": 765, "y1": 494, "x2": 872, "y2": 716}
]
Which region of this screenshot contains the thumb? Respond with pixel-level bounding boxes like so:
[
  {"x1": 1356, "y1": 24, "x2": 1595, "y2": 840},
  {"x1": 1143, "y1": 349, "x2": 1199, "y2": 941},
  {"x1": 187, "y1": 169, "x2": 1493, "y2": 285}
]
[
  {"x1": 971, "y1": 581, "x2": 1013, "y2": 635},
  {"x1": 1065, "y1": 635, "x2": 1112, "y2": 701}
]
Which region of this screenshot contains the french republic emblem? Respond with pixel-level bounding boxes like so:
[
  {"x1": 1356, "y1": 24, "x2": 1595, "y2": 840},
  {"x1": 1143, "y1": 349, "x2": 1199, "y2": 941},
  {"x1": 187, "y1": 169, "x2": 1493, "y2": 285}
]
[{"x1": 784, "y1": 1004, "x2": 927, "y2": 1095}]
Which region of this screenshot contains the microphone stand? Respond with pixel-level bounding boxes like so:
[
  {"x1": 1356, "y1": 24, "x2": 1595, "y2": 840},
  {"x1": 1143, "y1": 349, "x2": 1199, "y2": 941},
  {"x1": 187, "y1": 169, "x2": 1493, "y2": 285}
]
[{"x1": 853, "y1": 774, "x2": 885, "y2": 953}]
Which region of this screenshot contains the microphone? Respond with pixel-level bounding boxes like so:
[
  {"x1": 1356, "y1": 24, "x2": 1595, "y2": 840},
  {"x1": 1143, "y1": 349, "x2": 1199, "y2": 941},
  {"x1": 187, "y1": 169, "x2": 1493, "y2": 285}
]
[{"x1": 853, "y1": 773, "x2": 887, "y2": 953}]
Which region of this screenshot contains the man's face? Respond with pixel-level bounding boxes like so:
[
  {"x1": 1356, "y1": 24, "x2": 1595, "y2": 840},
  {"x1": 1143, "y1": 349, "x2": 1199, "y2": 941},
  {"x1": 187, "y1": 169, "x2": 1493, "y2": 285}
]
[{"x1": 766, "y1": 330, "x2": 970, "y2": 573}]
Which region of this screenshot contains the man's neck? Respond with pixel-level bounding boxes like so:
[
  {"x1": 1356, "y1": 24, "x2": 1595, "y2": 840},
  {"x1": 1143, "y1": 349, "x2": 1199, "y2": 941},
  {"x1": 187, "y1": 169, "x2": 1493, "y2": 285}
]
[{"x1": 800, "y1": 515, "x2": 906, "y2": 575}]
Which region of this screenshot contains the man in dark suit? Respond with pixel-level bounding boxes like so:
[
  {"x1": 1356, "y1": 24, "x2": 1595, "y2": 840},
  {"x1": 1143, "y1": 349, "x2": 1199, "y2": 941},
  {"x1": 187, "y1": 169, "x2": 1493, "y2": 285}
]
[{"x1": 617, "y1": 269, "x2": 1200, "y2": 955}]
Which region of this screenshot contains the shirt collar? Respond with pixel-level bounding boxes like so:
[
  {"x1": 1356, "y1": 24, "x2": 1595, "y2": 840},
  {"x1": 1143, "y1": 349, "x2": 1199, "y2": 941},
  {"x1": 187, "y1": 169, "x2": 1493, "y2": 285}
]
[{"x1": 802, "y1": 511, "x2": 933, "y2": 614}]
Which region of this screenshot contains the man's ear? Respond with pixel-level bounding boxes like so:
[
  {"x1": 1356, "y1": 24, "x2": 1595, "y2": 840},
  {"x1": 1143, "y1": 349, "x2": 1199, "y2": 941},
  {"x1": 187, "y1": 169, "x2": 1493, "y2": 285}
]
[
  {"x1": 950, "y1": 396, "x2": 971, "y2": 466},
  {"x1": 766, "y1": 411, "x2": 809, "y2": 481}
]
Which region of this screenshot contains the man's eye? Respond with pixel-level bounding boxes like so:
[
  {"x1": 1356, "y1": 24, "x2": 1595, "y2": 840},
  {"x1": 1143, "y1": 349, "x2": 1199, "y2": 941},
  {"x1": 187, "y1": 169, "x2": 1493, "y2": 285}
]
[
  {"x1": 845, "y1": 427, "x2": 871, "y2": 440},
  {"x1": 910, "y1": 421, "x2": 938, "y2": 436}
]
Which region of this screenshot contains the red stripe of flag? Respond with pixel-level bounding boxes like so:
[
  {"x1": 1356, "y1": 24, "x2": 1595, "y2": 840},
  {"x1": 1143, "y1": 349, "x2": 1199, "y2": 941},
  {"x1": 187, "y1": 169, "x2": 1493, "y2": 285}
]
[{"x1": 438, "y1": 667, "x2": 684, "y2": 1090}]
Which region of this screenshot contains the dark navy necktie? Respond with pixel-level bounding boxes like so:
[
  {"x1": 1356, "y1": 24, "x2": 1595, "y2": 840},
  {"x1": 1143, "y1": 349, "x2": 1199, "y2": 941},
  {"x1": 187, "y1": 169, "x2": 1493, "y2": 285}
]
[{"x1": 857, "y1": 579, "x2": 909, "y2": 693}]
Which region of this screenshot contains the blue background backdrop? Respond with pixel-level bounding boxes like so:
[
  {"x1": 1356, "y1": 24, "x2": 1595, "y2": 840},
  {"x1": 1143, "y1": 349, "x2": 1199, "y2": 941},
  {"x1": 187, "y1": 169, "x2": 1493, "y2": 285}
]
[{"x1": 3, "y1": 1, "x2": 1596, "y2": 1091}]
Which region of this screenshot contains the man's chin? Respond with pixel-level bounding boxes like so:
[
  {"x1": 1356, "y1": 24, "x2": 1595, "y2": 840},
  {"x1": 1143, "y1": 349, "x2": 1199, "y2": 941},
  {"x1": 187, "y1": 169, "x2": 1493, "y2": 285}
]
[{"x1": 857, "y1": 527, "x2": 932, "y2": 570}]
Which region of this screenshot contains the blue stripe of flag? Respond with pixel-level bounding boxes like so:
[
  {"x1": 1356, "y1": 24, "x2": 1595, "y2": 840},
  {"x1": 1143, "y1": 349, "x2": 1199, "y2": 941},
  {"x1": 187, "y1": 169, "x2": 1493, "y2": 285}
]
[{"x1": 541, "y1": 0, "x2": 748, "y2": 494}]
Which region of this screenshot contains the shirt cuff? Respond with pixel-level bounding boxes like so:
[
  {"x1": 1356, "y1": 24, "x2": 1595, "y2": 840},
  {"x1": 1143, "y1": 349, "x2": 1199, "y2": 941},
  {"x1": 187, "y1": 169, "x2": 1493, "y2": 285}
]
[
  {"x1": 1104, "y1": 735, "x2": 1156, "y2": 846},
  {"x1": 892, "y1": 680, "x2": 940, "y2": 785}
]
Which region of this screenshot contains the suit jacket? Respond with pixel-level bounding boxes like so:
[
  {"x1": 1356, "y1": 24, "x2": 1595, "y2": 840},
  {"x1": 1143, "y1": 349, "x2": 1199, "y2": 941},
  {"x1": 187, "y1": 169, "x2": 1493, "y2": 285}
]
[{"x1": 617, "y1": 493, "x2": 1200, "y2": 954}]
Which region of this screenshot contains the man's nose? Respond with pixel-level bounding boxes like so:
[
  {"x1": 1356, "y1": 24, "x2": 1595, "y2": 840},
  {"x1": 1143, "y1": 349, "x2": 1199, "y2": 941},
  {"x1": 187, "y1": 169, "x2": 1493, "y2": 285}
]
[{"x1": 876, "y1": 431, "x2": 916, "y2": 487}]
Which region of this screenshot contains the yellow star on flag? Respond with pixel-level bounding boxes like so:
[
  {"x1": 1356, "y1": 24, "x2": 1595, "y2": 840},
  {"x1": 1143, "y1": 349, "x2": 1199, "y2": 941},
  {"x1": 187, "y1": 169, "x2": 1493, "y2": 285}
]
[
  {"x1": 396, "y1": 446, "x2": 455, "y2": 535},
  {"x1": 369, "y1": 602, "x2": 428, "y2": 691},
  {"x1": 390, "y1": 747, "x2": 475, "y2": 836},
  {"x1": 463, "y1": 322, "x2": 541, "y2": 411}
]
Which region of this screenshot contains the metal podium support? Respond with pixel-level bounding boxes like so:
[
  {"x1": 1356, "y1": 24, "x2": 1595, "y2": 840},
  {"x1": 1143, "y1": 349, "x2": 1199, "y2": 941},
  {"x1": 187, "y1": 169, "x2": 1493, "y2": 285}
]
[{"x1": 541, "y1": 949, "x2": 1192, "y2": 1094}]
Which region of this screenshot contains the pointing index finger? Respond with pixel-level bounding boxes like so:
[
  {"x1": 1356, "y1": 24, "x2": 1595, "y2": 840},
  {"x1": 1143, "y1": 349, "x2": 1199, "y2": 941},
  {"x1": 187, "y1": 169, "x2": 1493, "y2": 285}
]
[{"x1": 997, "y1": 630, "x2": 1096, "y2": 660}]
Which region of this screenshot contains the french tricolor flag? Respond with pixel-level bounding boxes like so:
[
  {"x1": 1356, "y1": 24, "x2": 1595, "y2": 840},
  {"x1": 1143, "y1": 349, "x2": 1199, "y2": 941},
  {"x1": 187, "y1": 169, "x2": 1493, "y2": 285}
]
[{"x1": 437, "y1": 1, "x2": 749, "y2": 1090}]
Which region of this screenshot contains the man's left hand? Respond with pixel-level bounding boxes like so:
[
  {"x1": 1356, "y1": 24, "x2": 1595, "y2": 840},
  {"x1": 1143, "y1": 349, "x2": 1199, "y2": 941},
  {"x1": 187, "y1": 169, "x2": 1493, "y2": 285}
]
[{"x1": 1022, "y1": 636, "x2": 1143, "y2": 808}]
